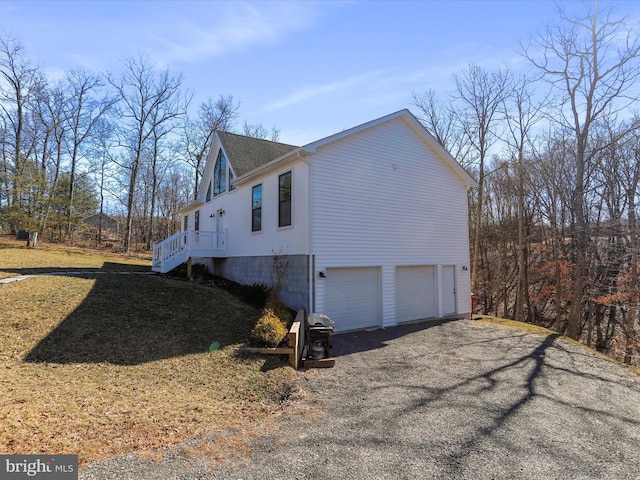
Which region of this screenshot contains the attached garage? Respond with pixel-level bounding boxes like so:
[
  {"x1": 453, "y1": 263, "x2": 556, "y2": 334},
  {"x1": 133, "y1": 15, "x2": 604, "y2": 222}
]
[
  {"x1": 324, "y1": 267, "x2": 380, "y2": 332},
  {"x1": 396, "y1": 266, "x2": 437, "y2": 323}
]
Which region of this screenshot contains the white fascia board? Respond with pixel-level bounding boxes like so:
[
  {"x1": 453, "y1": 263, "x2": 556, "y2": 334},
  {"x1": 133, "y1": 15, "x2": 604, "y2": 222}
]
[
  {"x1": 196, "y1": 134, "x2": 222, "y2": 203},
  {"x1": 401, "y1": 111, "x2": 478, "y2": 188},
  {"x1": 177, "y1": 200, "x2": 204, "y2": 216},
  {"x1": 303, "y1": 108, "x2": 477, "y2": 188},
  {"x1": 233, "y1": 147, "x2": 304, "y2": 186},
  {"x1": 303, "y1": 109, "x2": 408, "y2": 153}
]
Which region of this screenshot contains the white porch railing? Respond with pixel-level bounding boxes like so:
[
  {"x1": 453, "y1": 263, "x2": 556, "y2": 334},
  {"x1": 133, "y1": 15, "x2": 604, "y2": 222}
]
[{"x1": 152, "y1": 230, "x2": 227, "y2": 273}]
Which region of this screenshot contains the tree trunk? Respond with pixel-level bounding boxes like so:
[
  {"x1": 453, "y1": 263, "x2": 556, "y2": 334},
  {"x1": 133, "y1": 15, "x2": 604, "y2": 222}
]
[{"x1": 625, "y1": 188, "x2": 638, "y2": 364}]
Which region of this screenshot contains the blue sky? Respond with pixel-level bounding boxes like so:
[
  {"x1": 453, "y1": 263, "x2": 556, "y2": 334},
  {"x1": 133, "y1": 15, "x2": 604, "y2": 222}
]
[{"x1": 2, "y1": 1, "x2": 638, "y2": 146}]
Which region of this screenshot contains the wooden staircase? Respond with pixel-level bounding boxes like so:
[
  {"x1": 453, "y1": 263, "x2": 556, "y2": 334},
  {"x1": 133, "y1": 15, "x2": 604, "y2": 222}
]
[{"x1": 152, "y1": 230, "x2": 227, "y2": 273}]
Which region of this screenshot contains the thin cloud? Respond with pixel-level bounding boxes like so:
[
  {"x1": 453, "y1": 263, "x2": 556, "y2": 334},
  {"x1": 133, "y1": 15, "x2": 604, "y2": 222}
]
[
  {"x1": 152, "y1": 2, "x2": 320, "y2": 65},
  {"x1": 259, "y1": 70, "x2": 385, "y2": 113}
]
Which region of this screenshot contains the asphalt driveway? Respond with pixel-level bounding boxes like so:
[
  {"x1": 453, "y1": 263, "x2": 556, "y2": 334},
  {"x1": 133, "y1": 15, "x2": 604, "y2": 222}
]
[{"x1": 81, "y1": 319, "x2": 640, "y2": 479}]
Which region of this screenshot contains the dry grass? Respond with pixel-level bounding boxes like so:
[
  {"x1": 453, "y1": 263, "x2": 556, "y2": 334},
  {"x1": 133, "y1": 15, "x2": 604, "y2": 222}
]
[
  {"x1": 0, "y1": 239, "x2": 299, "y2": 466},
  {"x1": 473, "y1": 315, "x2": 560, "y2": 336},
  {"x1": 475, "y1": 315, "x2": 640, "y2": 376},
  {"x1": 0, "y1": 235, "x2": 150, "y2": 273}
]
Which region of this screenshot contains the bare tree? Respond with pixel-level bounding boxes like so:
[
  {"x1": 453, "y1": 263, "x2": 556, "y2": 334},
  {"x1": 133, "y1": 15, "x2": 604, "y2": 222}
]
[
  {"x1": 0, "y1": 35, "x2": 44, "y2": 228},
  {"x1": 502, "y1": 74, "x2": 547, "y2": 322},
  {"x1": 412, "y1": 89, "x2": 470, "y2": 165},
  {"x1": 182, "y1": 95, "x2": 238, "y2": 197},
  {"x1": 454, "y1": 64, "x2": 510, "y2": 295},
  {"x1": 241, "y1": 120, "x2": 280, "y2": 142},
  {"x1": 525, "y1": 2, "x2": 640, "y2": 339},
  {"x1": 32, "y1": 80, "x2": 68, "y2": 238},
  {"x1": 63, "y1": 70, "x2": 116, "y2": 240},
  {"x1": 108, "y1": 55, "x2": 186, "y2": 253}
]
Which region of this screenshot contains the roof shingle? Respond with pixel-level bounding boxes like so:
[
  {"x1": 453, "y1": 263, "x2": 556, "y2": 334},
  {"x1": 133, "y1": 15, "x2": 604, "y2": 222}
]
[{"x1": 217, "y1": 131, "x2": 299, "y2": 177}]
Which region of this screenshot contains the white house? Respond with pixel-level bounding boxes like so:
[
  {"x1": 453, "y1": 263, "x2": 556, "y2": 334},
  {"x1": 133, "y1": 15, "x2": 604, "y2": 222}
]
[{"x1": 152, "y1": 109, "x2": 476, "y2": 332}]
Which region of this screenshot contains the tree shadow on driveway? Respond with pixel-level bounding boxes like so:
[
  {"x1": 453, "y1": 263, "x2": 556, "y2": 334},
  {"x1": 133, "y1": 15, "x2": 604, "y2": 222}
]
[{"x1": 299, "y1": 319, "x2": 640, "y2": 479}]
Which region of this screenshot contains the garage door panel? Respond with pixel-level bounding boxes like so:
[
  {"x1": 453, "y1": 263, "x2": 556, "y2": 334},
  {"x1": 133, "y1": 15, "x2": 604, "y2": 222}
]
[
  {"x1": 325, "y1": 267, "x2": 379, "y2": 332},
  {"x1": 397, "y1": 266, "x2": 436, "y2": 322}
]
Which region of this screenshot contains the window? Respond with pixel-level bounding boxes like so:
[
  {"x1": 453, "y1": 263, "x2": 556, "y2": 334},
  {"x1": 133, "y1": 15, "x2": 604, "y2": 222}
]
[
  {"x1": 252, "y1": 184, "x2": 262, "y2": 232},
  {"x1": 183, "y1": 215, "x2": 189, "y2": 231},
  {"x1": 213, "y1": 150, "x2": 227, "y2": 196},
  {"x1": 278, "y1": 171, "x2": 292, "y2": 227},
  {"x1": 229, "y1": 169, "x2": 236, "y2": 191},
  {"x1": 206, "y1": 181, "x2": 212, "y2": 202},
  {"x1": 194, "y1": 210, "x2": 200, "y2": 231}
]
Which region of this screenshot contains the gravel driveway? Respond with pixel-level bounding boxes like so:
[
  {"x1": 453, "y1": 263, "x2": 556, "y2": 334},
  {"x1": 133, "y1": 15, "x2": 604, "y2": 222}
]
[{"x1": 81, "y1": 319, "x2": 640, "y2": 480}]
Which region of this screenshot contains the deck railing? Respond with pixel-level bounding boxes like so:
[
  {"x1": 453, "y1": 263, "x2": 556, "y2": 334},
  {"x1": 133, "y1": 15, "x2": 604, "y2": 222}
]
[{"x1": 152, "y1": 230, "x2": 227, "y2": 272}]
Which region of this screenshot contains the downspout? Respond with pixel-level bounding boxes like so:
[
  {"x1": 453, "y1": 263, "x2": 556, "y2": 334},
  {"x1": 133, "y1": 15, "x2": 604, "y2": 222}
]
[{"x1": 297, "y1": 150, "x2": 314, "y2": 314}]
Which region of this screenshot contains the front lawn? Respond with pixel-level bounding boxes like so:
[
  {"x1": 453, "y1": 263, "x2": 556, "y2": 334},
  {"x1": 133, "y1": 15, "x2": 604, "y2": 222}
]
[{"x1": 0, "y1": 241, "x2": 298, "y2": 466}]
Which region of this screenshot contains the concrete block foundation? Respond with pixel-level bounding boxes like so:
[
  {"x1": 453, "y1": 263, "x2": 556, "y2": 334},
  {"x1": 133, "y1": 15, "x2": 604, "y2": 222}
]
[{"x1": 212, "y1": 255, "x2": 309, "y2": 311}]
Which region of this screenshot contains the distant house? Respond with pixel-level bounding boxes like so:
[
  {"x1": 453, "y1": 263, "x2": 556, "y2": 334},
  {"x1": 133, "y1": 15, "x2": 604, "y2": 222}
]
[
  {"x1": 82, "y1": 213, "x2": 120, "y2": 234},
  {"x1": 153, "y1": 110, "x2": 476, "y2": 332}
]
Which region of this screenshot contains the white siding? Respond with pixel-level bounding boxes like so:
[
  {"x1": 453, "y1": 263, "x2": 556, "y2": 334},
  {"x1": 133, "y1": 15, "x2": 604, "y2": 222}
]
[
  {"x1": 311, "y1": 116, "x2": 472, "y2": 326},
  {"x1": 196, "y1": 160, "x2": 310, "y2": 257}
]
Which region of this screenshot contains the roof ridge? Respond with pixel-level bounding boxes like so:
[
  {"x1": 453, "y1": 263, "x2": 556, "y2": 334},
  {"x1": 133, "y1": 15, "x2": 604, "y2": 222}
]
[{"x1": 217, "y1": 130, "x2": 299, "y2": 149}]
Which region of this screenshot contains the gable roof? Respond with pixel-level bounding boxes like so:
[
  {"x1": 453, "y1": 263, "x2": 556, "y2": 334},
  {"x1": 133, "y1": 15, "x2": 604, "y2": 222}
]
[
  {"x1": 181, "y1": 110, "x2": 476, "y2": 215},
  {"x1": 217, "y1": 131, "x2": 298, "y2": 177},
  {"x1": 304, "y1": 109, "x2": 476, "y2": 187}
]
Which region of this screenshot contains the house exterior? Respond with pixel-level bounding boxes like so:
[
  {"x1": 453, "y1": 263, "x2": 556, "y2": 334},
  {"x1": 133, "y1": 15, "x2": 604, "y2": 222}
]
[{"x1": 153, "y1": 109, "x2": 476, "y2": 332}]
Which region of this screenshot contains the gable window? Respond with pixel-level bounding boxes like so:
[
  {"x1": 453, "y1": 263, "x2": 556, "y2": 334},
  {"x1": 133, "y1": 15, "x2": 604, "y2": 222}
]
[
  {"x1": 195, "y1": 210, "x2": 200, "y2": 231},
  {"x1": 229, "y1": 169, "x2": 236, "y2": 191},
  {"x1": 206, "y1": 181, "x2": 212, "y2": 202},
  {"x1": 252, "y1": 184, "x2": 262, "y2": 232},
  {"x1": 213, "y1": 150, "x2": 227, "y2": 196},
  {"x1": 278, "y1": 171, "x2": 292, "y2": 227}
]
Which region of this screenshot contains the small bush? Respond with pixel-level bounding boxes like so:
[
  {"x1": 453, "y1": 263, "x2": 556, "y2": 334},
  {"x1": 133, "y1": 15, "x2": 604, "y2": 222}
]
[
  {"x1": 250, "y1": 310, "x2": 288, "y2": 347},
  {"x1": 265, "y1": 293, "x2": 293, "y2": 326},
  {"x1": 191, "y1": 263, "x2": 212, "y2": 281},
  {"x1": 240, "y1": 283, "x2": 272, "y2": 307}
]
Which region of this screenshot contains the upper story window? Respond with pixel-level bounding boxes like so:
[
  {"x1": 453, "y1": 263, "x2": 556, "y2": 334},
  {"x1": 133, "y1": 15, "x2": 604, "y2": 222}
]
[
  {"x1": 278, "y1": 171, "x2": 292, "y2": 227},
  {"x1": 183, "y1": 214, "x2": 189, "y2": 231},
  {"x1": 252, "y1": 184, "x2": 262, "y2": 232},
  {"x1": 195, "y1": 210, "x2": 200, "y2": 231},
  {"x1": 213, "y1": 150, "x2": 227, "y2": 196},
  {"x1": 229, "y1": 169, "x2": 236, "y2": 191},
  {"x1": 205, "y1": 181, "x2": 212, "y2": 202}
]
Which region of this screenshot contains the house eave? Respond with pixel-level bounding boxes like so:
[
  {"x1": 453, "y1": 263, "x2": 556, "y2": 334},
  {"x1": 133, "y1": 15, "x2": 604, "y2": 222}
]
[
  {"x1": 233, "y1": 147, "x2": 304, "y2": 186},
  {"x1": 177, "y1": 200, "x2": 204, "y2": 216},
  {"x1": 303, "y1": 109, "x2": 477, "y2": 188}
]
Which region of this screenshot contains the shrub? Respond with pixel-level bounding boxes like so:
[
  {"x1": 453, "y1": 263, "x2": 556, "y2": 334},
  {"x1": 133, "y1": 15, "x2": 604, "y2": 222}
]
[
  {"x1": 191, "y1": 263, "x2": 212, "y2": 281},
  {"x1": 240, "y1": 283, "x2": 272, "y2": 308},
  {"x1": 250, "y1": 310, "x2": 288, "y2": 347},
  {"x1": 265, "y1": 292, "x2": 293, "y2": 326}
]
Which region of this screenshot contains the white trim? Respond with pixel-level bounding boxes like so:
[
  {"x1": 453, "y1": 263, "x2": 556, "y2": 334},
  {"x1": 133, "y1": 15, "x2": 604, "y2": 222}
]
[
  {"x1": 277, "y1": 169, "x2": 293, "y2": 229},
  {"x1": 304, "y1": 109, "x2": 476, "y2": 188},
  {"x1": 177, "y1": 200, "x2": 204, "y2": 216},
  {"x1": 234, "y1": 149, "x2": 302, "y2": 186}
]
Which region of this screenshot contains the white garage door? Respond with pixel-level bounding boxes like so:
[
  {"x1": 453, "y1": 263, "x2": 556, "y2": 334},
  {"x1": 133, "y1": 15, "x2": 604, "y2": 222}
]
[
  {"x1": 396, "y1": 266, "x2": 436, "y2": 322},
  {"x1": 325, "y1": 267, "x2": 380, "y2": 332}
]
